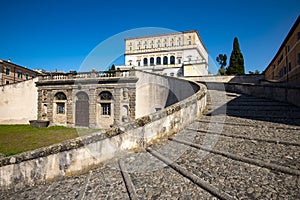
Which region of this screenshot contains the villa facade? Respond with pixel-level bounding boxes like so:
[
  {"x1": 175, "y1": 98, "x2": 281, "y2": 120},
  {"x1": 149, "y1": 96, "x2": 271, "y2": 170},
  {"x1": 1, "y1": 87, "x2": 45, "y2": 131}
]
[{"x1": 119, "y1": 30, "x2": 208, "y2": 77}]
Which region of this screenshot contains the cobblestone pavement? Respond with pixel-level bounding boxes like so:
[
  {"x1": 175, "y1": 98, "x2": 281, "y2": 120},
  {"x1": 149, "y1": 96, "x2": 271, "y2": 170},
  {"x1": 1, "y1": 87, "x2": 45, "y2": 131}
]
[{"x1": 1, "y1": 90, "x2": 300, "y2": 199}]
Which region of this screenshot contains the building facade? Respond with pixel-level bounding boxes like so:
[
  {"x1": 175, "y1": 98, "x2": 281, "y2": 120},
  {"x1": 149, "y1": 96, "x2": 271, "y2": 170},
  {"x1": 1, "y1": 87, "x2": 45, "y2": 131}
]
[
  {"x1": 36, "y1": 70, "x2": 137, "y2": 129},
  {"x1": 264, "y1": 15, "x2": 300, "y2": 83},
  {"x1": 120, "y1": 30, "x2": 208, "y2": 77},
  {"x1": 0, "y1": 59, "x2": 40, "y2": 85}
]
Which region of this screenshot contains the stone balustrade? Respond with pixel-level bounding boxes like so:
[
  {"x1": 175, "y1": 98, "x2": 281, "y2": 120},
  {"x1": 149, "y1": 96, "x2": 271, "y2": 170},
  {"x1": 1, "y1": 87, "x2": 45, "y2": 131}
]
[{"x1": 39, "y1": 70, "x2": 134, "y2": 81}]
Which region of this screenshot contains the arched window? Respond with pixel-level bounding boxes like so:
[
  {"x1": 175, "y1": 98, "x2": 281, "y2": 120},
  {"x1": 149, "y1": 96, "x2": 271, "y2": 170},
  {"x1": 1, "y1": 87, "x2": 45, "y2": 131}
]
[
  {"x1": 163, "y1": 56, "x2": 168, "y2": 65},
  {"x1": 143, "y1": 58, "x2": 148, "y2": 66},
  {"x1": 100, "y1": 91, "x2": 113, "y2": 100},
  {"x1": 99, "y1": 91, "x2": 113, "y2": 116},
  {"x1": 156, "y1": 57, "x2": 161, "y2": 65},
  {"x1": 55, "y1": 92, "x2": 67, "y2": 100},
  {"x1": 170, "y1": 56, "x2": 175, "y2": 64},
  {"x1": 54, "y1": 92, "x2": 67, "y2": 114},
  {"x1": 150, "y1": 57, "x2": 154, "y2": 66}
]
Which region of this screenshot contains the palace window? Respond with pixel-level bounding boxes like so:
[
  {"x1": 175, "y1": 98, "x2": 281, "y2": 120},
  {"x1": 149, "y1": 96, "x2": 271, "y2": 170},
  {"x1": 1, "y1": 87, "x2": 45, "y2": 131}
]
[
  {"x1": 101, "y1": 103, "x2": 111, "y2": 115},
  {"x1": 143, "y1": 58, "x2": 148, "y2": 66},
  {"x1": 6, "y1": 80, "x2": 9, "y2": 84},
  {"x1": 178, "y1": 58, "x2": 181, "y2": 64},
  {"x1": 288, "y1": 62, "x2": 292, "y2": 72},
  {"x1": 57, "y1": 103, "x2": 65, "y2": 114},
  {"x1": 150, "y1": 57, "x2": 154, "y2": 66},
  {"x1": 26, "y1": 73, "x2": 29, "y2": 80},
  {"x1": 170, "y1": 56, "x2": 175, "y2": 64},
  {"x1": 156, "y1": 57, "x2": 161, "y2": 65},
  {"x1": 5, "y1": 67, "x2": 10, "y2": 76},
  {"x1": 298, "y1": 53, "x2": 300, "y2": 65},
  {"x1": 163, "y1": 56, "x2": 168, "y2": 65},
  {"x1": 138, "y1": 61, "x2": 140, "y2": 66}
]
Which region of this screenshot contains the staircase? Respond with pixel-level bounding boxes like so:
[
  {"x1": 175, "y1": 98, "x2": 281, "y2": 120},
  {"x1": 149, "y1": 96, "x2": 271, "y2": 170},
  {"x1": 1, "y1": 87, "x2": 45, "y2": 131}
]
[{"x1": 1, "y1": 90, "x2": 300, "y2": 199}]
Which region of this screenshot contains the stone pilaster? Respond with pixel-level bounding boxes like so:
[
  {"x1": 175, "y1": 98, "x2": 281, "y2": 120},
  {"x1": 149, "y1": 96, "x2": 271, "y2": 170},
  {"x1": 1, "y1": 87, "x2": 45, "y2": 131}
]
[
  {"x1": 66, "y1": 89, "x2": 73, "y2": 126},
  {"x1": 89, "y1": 89, "x2": 96, "y2": 128},
  {"x1": 114, "y1": 88, "x2": 121, "y2": 124},
  {"x1": 129, "y1": 88, "x2": 136, "y2": 120},
  {"x1": 37, "y1": 88, "x2": 42, "y2": 120},
  {"x1": 47, "y1": 90, "x2": 53, "y2": 123}
]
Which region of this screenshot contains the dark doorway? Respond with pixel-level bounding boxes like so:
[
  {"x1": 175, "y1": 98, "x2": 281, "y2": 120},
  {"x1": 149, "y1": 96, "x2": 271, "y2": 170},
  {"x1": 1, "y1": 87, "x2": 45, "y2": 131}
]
[{"x1": 75, "y1": 92, "x2": 89, "y2": 127}]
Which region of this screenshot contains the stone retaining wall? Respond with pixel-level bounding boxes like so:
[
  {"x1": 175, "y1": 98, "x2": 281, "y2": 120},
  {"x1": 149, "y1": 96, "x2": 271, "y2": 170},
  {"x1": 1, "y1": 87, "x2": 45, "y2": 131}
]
[
  {"x1": 0, "y1": 71, "x2": 207, "y2": 190},
  {"x1": 186, "y1": 74, "x2": 264, "y2": 84},
  {"x1": 224, "y1": 83, "x2": 300, "y2": 107},
  {"x1": 202, "y1": 82, "x2": 300, "y2": 107}
]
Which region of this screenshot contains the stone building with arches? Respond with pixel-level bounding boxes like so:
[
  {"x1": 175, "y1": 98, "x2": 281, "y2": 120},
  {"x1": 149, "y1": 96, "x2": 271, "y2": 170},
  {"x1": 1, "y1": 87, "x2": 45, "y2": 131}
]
[
  {"x1": 120, "y1": 30, "x2": 208, "y2": 77},
  {"x1": 36, "y1": 70, "x2": 137, "y2": 129}
]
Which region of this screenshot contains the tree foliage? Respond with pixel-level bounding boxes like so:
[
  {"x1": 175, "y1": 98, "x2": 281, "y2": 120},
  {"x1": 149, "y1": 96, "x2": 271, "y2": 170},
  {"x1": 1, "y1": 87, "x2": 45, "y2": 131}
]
[
  {"x1": 249, "y1": 70, "x2": 260, "y2": 74},
  {"x1": 109, "y1": 64, "x2": 115, "y2": 71},
  {"x1": 216, "y1": 54, "x2": 227, "y2": 75},
  {"x1": 226, "y1": 37, "x2": 245, "y2": 75}
]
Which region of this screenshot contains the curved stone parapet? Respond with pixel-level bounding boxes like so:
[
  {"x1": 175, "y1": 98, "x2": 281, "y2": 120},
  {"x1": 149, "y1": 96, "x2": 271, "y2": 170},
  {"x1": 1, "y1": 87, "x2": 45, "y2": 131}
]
[{"x1": 0, "y1": 71, "x2": 207, "y2": 190}]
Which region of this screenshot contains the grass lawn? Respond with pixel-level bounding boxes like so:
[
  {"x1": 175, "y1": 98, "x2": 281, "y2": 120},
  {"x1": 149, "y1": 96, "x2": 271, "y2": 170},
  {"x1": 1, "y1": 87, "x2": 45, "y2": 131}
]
[{"x1": 0, "y1": 125, "x2": 99, "y2": 156}]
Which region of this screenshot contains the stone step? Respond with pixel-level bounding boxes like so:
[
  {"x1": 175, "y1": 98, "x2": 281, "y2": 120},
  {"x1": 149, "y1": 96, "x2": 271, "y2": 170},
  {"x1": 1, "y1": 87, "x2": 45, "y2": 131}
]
[
  {"x1": 184, "y1": 128, "x2": 300, "y2": 170},
  {"x1": 117, "y1": 152, "x2": 215, "y2": 199},
  {"x1": 164, "y1": 139, "x2": 300, "y2": 199}
]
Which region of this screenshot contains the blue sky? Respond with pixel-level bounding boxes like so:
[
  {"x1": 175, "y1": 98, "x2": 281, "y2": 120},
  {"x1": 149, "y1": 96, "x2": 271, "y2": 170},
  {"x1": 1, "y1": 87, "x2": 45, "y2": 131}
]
[{"x1": 0, "y1": 0, "x2": 299, "y2": 74}]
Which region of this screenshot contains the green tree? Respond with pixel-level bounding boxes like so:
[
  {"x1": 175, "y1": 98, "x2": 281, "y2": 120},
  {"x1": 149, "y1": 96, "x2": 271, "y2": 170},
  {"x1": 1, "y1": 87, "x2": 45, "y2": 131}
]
[
  {"x1": 216, "y1": 54, "x2": 227, "y2": 75},
  {"x1": 226, "y1": 37, "x2": 245, "y2": 75},
  {"x1": 109, "y1": 64, "x2": 116, "y2": 71}
]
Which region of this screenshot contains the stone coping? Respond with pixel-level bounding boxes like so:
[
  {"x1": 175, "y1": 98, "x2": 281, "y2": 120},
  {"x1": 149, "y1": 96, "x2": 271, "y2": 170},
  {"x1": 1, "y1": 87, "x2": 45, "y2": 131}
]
[
  {"x1": 0, "y1": 73, "x2": 206, "y2": 168},
  {"x1": 200, "y1": 81, "x2": 300, "y2": 90}
]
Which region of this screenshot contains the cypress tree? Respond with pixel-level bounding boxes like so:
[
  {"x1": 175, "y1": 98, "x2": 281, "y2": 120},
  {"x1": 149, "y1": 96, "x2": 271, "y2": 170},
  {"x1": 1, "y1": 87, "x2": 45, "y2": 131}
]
[{"x1": 226, "y1": 37, "x2": 245, "y2": 75}]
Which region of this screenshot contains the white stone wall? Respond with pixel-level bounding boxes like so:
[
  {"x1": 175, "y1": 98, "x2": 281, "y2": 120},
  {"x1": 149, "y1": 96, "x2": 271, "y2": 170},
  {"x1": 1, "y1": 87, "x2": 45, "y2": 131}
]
[{"x1": 0, "y1": 78, "x2": 38, "y2": 124}]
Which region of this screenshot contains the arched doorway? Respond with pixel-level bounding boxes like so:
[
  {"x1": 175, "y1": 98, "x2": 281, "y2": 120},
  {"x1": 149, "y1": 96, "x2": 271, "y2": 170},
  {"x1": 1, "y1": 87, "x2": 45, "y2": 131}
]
[{"x1": 75, "y1": 92, "x2": 89, "y2": 127}]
